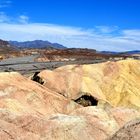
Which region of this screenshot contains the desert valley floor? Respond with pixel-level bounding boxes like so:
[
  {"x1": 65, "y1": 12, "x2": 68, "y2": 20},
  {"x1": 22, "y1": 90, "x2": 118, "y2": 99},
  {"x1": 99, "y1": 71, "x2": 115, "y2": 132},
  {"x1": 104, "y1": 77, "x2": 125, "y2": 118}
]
[{"x1": 0, "y1": 55, "x2": 140, "y2": 139}]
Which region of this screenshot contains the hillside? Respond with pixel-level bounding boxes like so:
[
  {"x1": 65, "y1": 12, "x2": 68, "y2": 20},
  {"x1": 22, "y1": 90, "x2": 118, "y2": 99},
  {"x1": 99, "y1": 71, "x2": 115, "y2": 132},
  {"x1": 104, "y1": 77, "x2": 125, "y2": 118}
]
[
  {"x1": 0, "y1": 39, "x2": 17, "y2": 53},
  {"x1": 0, "y1": 60, "x2": 139, "y2": 139},
  {"x1": 37, "y1": 60, "x2": 140, "y2": 110},
  {"x1": 36, "y1": 48, "x2": 135, "y2": 62},
  {"x1": 9, "y1": 40, "x2": 67, "y2": 49},
  {"x1": 0, "y1": 39, "x2": 20, "y2": 59}
]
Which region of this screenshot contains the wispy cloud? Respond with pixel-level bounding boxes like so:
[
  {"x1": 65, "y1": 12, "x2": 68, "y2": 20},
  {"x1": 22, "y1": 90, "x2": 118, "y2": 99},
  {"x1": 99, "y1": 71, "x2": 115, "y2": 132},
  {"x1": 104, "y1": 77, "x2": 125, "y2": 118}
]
[
  {"x1": 95, "y1": 26, "x2": 119, "y2": 34},
  {"x1": 0, "y1": 12, "x2": 29, "y2": 24},
  {"x1": 18, "y1": 15, "x2": 29, "y2": 24},
  {"x1": 122, "y1": 30, "x2": 140, "y2": 41},
  {"x1": 0, "y1": 12, "x2": 10, "y2": 22},
  {"x1": 0, "y1": 13, "x2": 140, "y2": 51},
  {"x1": 0, "y1": 0, "x2": 12, "y2": 8}
]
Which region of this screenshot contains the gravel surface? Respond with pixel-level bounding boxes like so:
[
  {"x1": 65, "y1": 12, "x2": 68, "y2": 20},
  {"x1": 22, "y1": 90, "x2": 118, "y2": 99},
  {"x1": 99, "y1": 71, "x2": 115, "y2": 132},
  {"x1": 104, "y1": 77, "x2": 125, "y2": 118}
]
[{"x1": 0, "y1": 55, "x2": 108, "y2": 75}]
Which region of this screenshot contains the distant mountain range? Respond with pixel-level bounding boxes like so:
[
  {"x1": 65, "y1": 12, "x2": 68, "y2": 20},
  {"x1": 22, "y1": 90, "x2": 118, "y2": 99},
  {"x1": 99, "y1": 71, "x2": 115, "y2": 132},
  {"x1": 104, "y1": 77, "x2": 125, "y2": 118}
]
[
  {"x1": 9, "y1": 40, "x2": 67, "y2": 49},
  {"x1": 123, "y1": 50, "x2": 140, "y2": 54},
  {"x1": 100, "y1": 50, "x2": 140, "y2": 55},
  {"x1": 0, "y1": 39, "x2": 139, "y2": 55}
]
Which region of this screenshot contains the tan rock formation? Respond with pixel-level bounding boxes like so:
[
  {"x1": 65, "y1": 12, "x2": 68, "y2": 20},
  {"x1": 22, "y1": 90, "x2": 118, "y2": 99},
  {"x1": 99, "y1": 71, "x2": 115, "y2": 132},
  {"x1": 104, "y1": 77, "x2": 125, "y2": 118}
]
[
  {"x1": 0, "y1": 72, "x2": 79, "y2": 117},
  {"x1": 38, "y1": 60, "x2": 140, "y2": 109},
  {"x1": 1, "y1": 106, "x2": 140, "y2": 140},
  {"x1": 0, "y1": 60, "x2": 140, "y2": 139}
]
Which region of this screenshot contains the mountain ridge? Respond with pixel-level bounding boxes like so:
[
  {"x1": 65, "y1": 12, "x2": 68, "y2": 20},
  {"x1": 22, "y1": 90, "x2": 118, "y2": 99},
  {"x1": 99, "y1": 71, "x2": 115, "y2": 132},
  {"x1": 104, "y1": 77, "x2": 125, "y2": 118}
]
[
  {"x1": 100, "y1": 50, "x2": 140, "y2": 54},
  {"x1": 9, "y1": 40, "x2": 67, "y2": 49},
  {"x1": 0, "y1": 39, "x2": 17, "y2": 53}
]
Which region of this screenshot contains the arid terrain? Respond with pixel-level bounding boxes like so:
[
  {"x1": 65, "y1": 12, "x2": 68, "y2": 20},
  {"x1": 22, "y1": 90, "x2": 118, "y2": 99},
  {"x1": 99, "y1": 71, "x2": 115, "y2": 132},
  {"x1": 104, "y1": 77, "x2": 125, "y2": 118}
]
[
  {"x1": 0, "y1": 39, "x2": 139, "y2": 75},
  {"x1": 0, "y1": 39, "x2": 140, "y2": 139},
  {"x1": 0, "y1": 0, "x2": 140, "y2": 139},
  {"x1": 0, "y1": 59, "x2": 139, "y2": 140}
]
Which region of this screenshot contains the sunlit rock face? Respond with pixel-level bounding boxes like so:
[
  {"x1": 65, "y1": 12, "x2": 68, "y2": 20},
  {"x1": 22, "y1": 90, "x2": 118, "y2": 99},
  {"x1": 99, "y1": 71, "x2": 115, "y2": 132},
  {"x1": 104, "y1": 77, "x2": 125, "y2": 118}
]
[
  {"x1": 0, "y1": 72, "x2": 79, "y2": 117},
  {"x1": 0, "y1": 60, "x2": 140, "y2": 139},
  {"x1": 0, "y1": 106, "x2": 140, "y2": 140},
  {"x1": 38, "y1": 60, "x2": 140, "y2": 109}
]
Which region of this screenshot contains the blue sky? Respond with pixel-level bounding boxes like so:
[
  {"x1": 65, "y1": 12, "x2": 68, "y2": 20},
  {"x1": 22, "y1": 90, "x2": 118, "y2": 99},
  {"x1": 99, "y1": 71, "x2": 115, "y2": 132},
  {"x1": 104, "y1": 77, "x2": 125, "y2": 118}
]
[{"x1": 0, "y1": 0, "x2": 140, "y2": 51}]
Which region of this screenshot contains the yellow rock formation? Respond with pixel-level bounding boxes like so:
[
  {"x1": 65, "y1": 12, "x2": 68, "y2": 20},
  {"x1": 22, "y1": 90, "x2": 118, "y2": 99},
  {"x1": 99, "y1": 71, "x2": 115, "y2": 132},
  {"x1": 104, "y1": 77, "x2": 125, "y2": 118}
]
[
  {"x1": 0, "y1": 60, "x2": 140, "y2": 139},
  {"x1": 39, "y1": 60, "x2": 140, "y2": 109}
]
